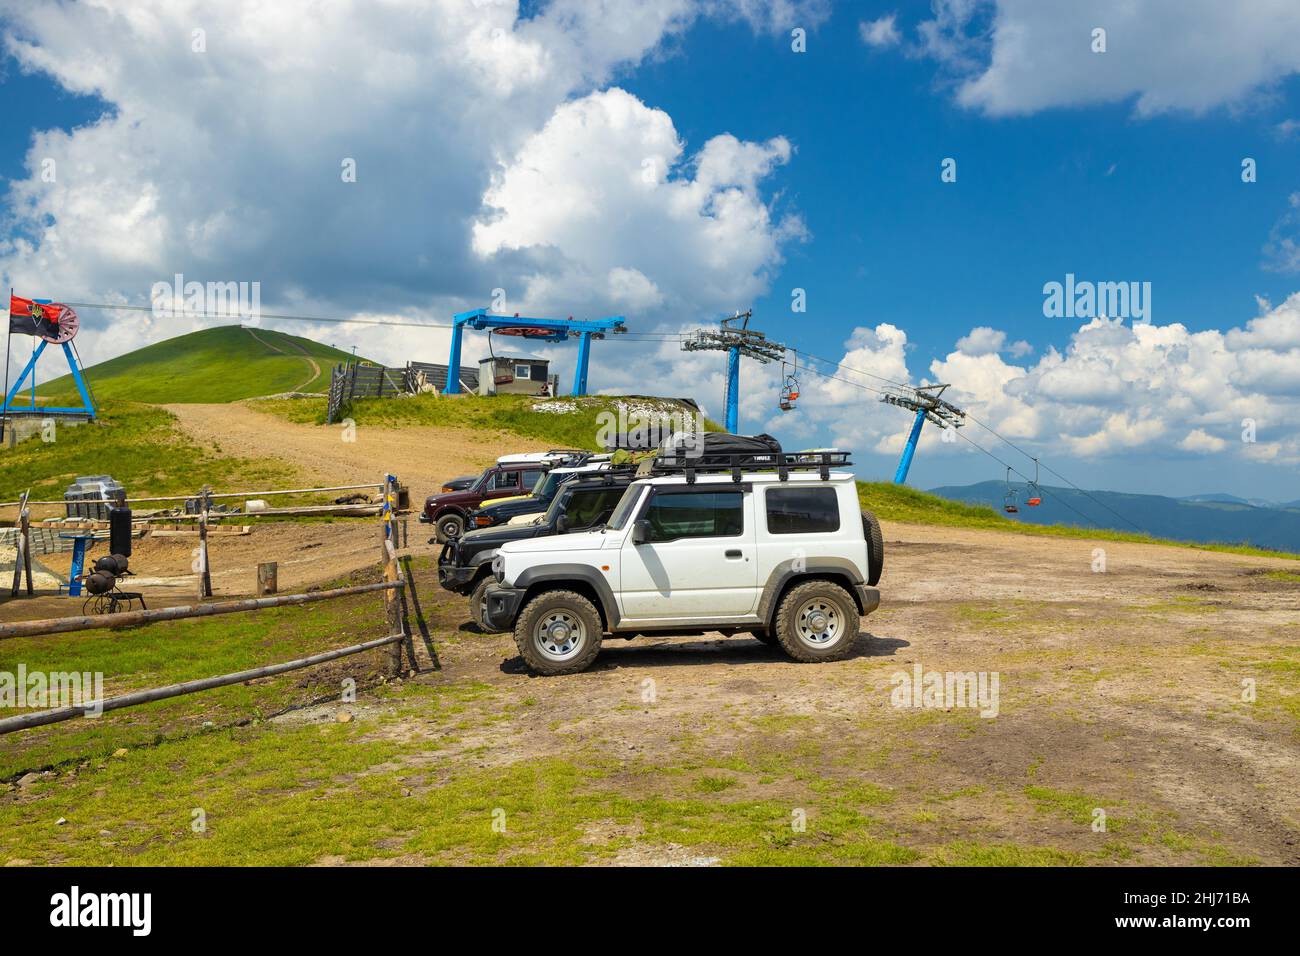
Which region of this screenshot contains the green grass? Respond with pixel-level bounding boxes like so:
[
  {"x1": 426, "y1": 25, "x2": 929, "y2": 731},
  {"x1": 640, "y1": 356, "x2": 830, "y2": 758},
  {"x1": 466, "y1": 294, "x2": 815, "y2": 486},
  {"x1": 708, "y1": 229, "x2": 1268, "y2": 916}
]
[
  {"x1": 0, "y1": 570, "x2": 392, "y2": 778},
  {"x1": 0, "y1": 401, "x2": 295, "y2": 501},
  {"x1": 858, "y1": 481, "x2": 1300, "y2": 561},
  {"x1": 1264, "y1": 569, "x2": 1300, "y2": 582},
  {"x1": 37, "y1": 326, "x2": 364, "y2": 404},
  {"x1": 258, "y1": 392, "x2": 722, "y2": 451}
]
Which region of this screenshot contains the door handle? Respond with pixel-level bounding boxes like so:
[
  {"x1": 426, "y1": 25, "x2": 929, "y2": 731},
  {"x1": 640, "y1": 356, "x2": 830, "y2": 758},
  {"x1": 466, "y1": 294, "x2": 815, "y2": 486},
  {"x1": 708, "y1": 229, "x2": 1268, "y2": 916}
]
[{"x1": 724, "y1": 549, "x2": 743, "y2": 558}]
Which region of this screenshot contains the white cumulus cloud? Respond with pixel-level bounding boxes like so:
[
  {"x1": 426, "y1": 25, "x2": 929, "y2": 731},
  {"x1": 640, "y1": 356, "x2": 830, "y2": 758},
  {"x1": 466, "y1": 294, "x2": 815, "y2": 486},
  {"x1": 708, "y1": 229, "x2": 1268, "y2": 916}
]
[
  {"x1": 907, "y1": 0, "x2": 1300, "y2": 117},
  {"x1": 0, "y1": 0, "x2": 810, "y2": 371}
]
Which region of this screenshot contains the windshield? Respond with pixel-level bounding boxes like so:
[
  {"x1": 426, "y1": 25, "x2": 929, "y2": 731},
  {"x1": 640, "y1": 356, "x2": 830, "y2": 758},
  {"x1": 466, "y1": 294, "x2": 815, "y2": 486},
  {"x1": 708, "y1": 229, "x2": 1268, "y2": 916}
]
[
  {"x1": 532, "y1": 471, "x2": 565, "y2": 500},
  {"x1": 543, "y1": 486, "x2": 573, "y2": 524},
  {"x1": 605, "y1": 483, "x2": 645, "y2": 531}
]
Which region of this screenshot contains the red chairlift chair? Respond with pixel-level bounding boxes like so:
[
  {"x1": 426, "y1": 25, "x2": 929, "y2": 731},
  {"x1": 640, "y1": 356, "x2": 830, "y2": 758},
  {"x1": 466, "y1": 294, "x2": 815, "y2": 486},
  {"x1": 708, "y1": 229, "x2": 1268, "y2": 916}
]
[{"x1": 778, "y1": 359, "x2": 800, "y2": 411}]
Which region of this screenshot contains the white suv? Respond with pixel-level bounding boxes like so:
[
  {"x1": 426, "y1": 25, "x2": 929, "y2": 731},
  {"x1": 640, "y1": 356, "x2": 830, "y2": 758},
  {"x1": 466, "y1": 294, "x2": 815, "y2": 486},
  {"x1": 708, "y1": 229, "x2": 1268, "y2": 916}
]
[{"x1": 480, "y1": 451, "x2": 884, "y2": 675}]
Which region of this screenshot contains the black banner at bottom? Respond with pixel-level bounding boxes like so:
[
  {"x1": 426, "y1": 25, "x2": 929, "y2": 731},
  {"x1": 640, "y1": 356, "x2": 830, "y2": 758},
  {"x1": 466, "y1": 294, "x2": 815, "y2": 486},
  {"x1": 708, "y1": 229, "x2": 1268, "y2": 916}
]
[{"x1": 0, "y1": 865, "x2": 1281, "y2": 942}]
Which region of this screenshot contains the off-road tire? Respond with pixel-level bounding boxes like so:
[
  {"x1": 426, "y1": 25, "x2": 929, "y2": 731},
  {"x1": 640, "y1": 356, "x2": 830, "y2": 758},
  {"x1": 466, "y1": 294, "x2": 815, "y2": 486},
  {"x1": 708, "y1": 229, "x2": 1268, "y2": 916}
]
[
  {"x1": 469, "y1": 576, "x2": 499, "y2": 632},
  {"x1": 514, "y1": 590, "x2": 604, "y2": 675},
  {"x1": 861, "y1": 509, "x2": 884, "y2": 586},
  {"x1": 773, "y1": 579, "x2": 861, "y2": 663},
  {"x1": 436, "y1": 513, "x2": 464, "y2": 542}
]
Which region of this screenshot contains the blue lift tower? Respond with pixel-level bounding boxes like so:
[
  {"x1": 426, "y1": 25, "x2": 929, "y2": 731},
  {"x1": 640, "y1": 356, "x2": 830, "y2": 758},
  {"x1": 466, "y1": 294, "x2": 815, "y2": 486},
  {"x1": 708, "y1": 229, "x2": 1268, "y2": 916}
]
[
  {"x1": 879, "y1": 383, "x2": 966, "y2": 484},
  {"x1": 682, "y1": 310, "x2": 784, "y2": 433},
  {"x1": 443, "y1": 309, "x2": 626, "y2": 396}
]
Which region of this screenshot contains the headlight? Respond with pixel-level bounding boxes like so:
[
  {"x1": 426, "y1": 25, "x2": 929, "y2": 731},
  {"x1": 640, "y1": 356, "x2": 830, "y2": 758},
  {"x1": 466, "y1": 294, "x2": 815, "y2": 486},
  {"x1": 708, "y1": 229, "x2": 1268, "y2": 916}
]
[{"x1": 491, "y1": 553, "x2": 505, "y2": 582}]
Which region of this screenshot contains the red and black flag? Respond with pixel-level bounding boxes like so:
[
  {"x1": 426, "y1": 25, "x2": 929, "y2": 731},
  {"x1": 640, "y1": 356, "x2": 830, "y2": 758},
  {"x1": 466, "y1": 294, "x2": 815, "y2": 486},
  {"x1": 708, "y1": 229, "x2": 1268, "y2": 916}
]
[{"x1": 9, "y1": 294, "x2": 78, "y2": 342}]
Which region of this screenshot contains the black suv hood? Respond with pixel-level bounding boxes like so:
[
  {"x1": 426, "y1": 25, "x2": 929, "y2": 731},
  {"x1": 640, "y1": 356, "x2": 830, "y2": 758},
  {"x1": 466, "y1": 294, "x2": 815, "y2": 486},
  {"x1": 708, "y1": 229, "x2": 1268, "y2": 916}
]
[
  {"x1": 452, "y1": 520, "x2": 549, "y2": 565},
  {"x1": 475, "y1": 496, "x2": 549, "y2": 520}
]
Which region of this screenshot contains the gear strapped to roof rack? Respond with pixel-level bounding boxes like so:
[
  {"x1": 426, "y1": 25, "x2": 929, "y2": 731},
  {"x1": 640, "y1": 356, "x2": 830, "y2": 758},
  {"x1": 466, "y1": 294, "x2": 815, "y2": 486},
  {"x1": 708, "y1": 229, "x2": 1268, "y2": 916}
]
[{"x1": 638, "y1": 449, "x2": 852, "y2": 484}]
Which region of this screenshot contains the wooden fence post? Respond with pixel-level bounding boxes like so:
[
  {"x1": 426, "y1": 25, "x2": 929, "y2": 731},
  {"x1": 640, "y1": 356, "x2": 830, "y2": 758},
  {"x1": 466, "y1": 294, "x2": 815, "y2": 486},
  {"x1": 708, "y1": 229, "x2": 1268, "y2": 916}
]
[
  {"x1": 381, "y1": 475, "x2": 403, "y2": 676},
  {"x1": 20, "y1": 502, "x2": 32, "y2": 596},
  {"x1": 256, "y1": 562, "x2": 278, "y2": 595},
  {"x1": 198, "y1": 487, "x2": 213, "y2": 599},
  {"x1": 10, "y1": 490, "x2": 30, "y2": 597}
]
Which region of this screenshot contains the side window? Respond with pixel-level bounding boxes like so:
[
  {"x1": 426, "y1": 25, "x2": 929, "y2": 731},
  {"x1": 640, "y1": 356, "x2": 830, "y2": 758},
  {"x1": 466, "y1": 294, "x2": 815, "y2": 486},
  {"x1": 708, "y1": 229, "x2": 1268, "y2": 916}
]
[
  {"x1": 644, "y1": 491, "x2": 743, "y2": 541},
  {"x1": 765, "y1": 487, "x2": 840, "y2": 534},
  {"x1": 515, "y1": 364, "x2": 530, "y2": 379},
  {"x1": 492, "y1": 470, "x2": 520, "y2": 490},
  {"x1": 521, "y1": 469, "x2": 543, "y2": 491},
  {"x1": 567, "y1": 487, "x2": 625, "y2": 528}
]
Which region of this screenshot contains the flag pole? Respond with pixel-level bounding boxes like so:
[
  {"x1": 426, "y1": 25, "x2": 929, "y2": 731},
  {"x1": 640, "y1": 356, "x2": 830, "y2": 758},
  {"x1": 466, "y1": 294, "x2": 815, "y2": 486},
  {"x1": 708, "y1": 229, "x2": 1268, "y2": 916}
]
[{"x1": 1, "y1": 288, "x2": 12, "y2": 443}]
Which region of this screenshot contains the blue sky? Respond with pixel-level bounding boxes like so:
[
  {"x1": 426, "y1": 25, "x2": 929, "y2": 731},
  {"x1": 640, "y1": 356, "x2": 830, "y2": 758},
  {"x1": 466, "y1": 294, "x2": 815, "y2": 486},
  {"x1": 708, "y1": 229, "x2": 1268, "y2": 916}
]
[{"x1": 3, "y1": 1, "x2": 1300, "y2": 499}]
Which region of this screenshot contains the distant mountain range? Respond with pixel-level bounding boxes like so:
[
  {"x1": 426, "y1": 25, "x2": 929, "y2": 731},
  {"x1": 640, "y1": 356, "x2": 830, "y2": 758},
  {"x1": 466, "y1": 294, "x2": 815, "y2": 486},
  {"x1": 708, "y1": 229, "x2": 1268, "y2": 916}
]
[
  {"x1": 1178, "y1": 492, "x2": 1300, "y2": 509},
  {"x1": 929, "y1": 481, "x2": 1300, "y2": 554}
]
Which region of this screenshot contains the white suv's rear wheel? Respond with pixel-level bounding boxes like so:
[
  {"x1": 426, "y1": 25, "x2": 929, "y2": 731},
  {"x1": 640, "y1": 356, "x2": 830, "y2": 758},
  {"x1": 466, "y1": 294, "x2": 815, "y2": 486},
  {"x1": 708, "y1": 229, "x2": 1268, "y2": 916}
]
[
  {"x1": 774, "y1": 580, "x2": 861, "y2": 662},
  {"x1": 514, "y1": 590, "x2": 603, "y2": 675}
]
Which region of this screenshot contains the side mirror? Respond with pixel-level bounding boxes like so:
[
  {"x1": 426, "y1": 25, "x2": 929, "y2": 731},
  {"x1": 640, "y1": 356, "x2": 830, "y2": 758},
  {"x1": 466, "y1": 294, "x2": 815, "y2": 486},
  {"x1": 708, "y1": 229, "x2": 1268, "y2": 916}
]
[
  {"x1": 556, "y1": 514, "x2": 570, "y2": 533},
  {"x1": 632, "y1": 519, "x2": 650, "y2": 545}
]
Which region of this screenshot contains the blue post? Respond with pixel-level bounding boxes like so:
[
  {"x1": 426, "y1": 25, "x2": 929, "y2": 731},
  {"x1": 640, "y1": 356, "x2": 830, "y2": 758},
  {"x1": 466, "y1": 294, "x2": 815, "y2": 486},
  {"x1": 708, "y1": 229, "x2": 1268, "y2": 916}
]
[
  {"x1": 444, "y1": 320, "x2": 464, "y2": 394},
  {"x1": 63, "y1": 342, "x2": 95, "y2": 417},
  {"x1": 4, "y1": 340, "x2": 47, "y2": 412},
  {"x1": 893, "y1": 408, "x2": 926, "y2": 484},
  {"x1": 67, "y1": 536, "x2": 89, "y2": 597},
  {"x1": 572, "y1": 331, "x2": 592, "y2": 396},
  {"x1": 724, "y1": 345, "x2": 740, "y2": 434}
]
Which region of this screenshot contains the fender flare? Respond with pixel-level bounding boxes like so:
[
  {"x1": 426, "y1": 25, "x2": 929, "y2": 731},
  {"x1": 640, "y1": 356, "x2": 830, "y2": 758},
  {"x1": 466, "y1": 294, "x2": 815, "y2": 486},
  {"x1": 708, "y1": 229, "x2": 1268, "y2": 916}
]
[
  {"x1": 757, "y1": 559, "x2": 866, "y2": 628},
  {"x1": 514, "y1": 564, "x2": 622, "y2": 628}
]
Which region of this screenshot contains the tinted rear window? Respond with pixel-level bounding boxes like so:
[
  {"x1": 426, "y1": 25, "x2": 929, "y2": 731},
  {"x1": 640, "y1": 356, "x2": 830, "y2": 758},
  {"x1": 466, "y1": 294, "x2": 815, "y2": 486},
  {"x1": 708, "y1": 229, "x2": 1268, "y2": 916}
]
[
  {"x1": 644, "y1": 491, "x2": 744, "y2": 541},
  {"x1": 765, "y1": 487, "x2": 840, "y2": 534}
]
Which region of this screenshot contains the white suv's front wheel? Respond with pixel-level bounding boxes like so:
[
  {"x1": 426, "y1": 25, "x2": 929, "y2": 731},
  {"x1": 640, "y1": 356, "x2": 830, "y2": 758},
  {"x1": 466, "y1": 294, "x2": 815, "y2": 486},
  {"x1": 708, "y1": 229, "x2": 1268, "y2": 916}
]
[
  {"x1": 774, "y1": 580, "x2": 861, "y2": 663},
  {"x1": 514, "y1": 590, "x2": 604, "y2": 675}
]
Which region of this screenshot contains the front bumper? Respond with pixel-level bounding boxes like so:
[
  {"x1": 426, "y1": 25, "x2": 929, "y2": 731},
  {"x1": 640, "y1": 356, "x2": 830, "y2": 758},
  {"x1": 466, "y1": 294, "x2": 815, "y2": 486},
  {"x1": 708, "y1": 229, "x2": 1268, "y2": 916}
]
[
  {"x1": 855, "y1": 585, "x2": 882, "y2": 615},
  {"x1": 437, "y1": 564, "x2": 476, "y2": 593},
  {"x1": 481, "y1": 583, "x2": 526, "y2": 632},
  {"x1": 418, "y1": 511, "x2": 433, "y2": 524},
  {"x1": 436, "y1": 541, "x2": 475, "y2": 592}
]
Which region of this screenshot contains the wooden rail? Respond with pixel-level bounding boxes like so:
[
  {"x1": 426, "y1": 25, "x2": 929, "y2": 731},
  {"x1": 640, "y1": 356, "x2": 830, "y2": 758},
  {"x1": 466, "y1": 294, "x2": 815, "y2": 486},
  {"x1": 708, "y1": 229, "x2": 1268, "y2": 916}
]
[
  {"x1": 0, "y1": 633, "x2": 404, "y2": 734},
  {"x1": 0, "y1": 578, "x2": 402, "y2": 641},
  {"x1": 0, "y1": 473, "x2": 411, "y2": 736},
  {"x1": 0, "y1": 482, "x2": 382, "y2": 509}
]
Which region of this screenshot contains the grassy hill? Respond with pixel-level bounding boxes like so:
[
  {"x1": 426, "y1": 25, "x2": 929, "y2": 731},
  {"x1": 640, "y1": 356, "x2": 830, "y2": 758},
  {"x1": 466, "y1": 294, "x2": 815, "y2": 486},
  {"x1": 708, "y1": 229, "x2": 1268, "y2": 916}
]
[
  {"x1": 0, "y1": 401, "x2": 295, "y2": 503},
  {"x1": 36, "y1": 325, "x2": 365, "y2": 404}
]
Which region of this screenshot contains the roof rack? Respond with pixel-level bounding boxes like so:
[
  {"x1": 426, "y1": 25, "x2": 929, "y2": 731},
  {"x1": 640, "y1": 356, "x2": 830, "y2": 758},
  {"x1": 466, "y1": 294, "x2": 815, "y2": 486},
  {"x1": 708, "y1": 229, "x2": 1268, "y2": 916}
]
[
  {"x1": 567, "y1": 467, "x2": 638, "y2": 486},
  {"x1": 639, "y1": 449, "x2": 852, "y2": 484}
]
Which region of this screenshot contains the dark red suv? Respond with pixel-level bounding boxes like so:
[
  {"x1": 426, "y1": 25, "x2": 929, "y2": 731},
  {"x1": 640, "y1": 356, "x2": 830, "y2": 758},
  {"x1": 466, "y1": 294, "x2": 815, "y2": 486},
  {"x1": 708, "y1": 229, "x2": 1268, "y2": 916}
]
[{"x1": 420, "y1": 462, "x2": 548, "y2": 541}]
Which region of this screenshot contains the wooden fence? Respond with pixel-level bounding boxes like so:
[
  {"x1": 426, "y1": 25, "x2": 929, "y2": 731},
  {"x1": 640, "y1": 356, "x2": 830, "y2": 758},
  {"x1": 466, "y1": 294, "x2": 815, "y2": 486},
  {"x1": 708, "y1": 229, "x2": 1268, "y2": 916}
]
[
  {"x1": 0, "y1": 478, "x2": 410, "y2": 735},
  {"x1": 324, "y1": 361, "x2": 482, "y2": 423},
  {"x1": 326, "y1": 362, "x2": 411, "y2": 424}
]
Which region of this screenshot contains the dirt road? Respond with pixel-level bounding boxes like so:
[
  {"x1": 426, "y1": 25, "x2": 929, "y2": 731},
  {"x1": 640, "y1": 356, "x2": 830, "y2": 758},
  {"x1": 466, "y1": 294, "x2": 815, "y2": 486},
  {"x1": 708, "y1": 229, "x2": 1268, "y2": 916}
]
[
  {"x1": 244, "y1": 327, "x2": 320, "y2": 391},
  {"x1": 164, "y1": 402, "x2": 545, "y2": 503}
]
